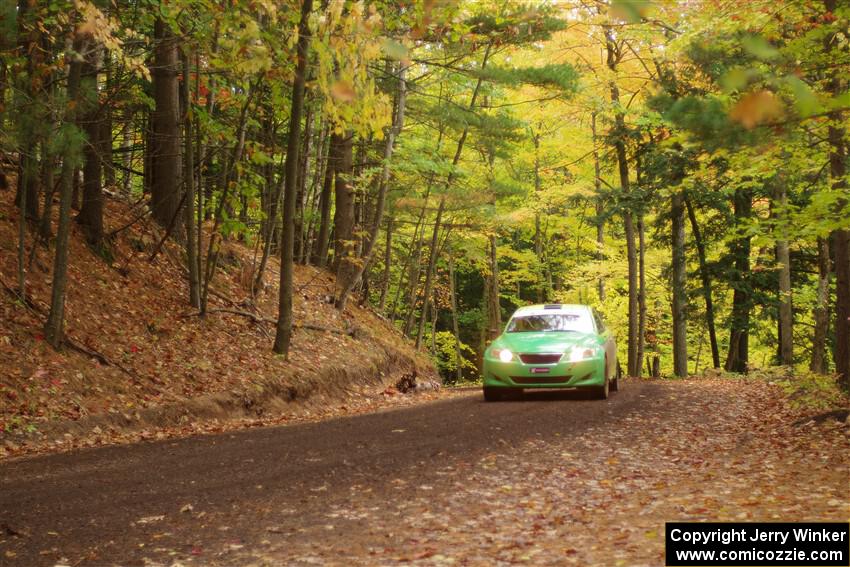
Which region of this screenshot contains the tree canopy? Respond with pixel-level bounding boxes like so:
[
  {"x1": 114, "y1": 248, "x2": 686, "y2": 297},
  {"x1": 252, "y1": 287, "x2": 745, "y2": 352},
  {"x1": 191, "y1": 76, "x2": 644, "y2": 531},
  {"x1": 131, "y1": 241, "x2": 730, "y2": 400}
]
[{"x1": 2, "y1": 0, "x2": 848, "y2": 387}]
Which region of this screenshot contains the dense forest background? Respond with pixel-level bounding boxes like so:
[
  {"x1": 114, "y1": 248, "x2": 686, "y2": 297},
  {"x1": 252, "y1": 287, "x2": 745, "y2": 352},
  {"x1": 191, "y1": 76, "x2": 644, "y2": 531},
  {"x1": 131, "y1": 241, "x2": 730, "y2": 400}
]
[{"x1": 1, "y1": 0, "x2": 848, "y2": 387}]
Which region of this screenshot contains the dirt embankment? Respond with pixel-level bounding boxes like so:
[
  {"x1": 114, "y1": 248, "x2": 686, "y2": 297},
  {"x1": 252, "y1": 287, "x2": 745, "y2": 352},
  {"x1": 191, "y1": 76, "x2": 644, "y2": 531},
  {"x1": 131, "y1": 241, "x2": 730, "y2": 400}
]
[{"x1": 0, "y1": 187, "x2": 438, "y2": 459}]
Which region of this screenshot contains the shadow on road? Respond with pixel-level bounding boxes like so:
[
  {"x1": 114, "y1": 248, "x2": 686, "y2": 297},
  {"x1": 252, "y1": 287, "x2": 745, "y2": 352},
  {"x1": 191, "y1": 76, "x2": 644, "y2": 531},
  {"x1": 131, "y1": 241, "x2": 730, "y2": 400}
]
[{"x1": 481, "y1": 388, "x2": 604, "y2": 403}]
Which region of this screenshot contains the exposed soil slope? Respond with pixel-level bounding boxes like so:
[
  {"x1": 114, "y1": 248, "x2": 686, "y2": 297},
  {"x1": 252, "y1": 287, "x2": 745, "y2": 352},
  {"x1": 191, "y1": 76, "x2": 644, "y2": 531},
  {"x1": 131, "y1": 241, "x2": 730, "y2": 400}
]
[{"x1": 0, "y1": 186, "x2": 437, "y2": 458}]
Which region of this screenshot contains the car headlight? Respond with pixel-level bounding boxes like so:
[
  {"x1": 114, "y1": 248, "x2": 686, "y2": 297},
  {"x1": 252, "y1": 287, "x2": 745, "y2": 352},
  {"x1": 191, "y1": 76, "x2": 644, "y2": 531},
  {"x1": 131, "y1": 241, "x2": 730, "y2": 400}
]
[
  {"x1": 491, "y1": 348, "x2": 514, "y2": 363},
  {"x1": 569, "y1": 348, "x2": 597, "y2": 363}
]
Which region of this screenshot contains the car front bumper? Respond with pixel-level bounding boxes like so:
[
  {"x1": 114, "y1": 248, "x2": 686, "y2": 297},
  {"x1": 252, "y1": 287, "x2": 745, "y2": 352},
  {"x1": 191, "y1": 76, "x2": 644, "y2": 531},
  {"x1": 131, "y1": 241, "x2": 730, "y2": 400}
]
[{"x1": 482, "y1": 356, "x2": 605, "y2": 389}]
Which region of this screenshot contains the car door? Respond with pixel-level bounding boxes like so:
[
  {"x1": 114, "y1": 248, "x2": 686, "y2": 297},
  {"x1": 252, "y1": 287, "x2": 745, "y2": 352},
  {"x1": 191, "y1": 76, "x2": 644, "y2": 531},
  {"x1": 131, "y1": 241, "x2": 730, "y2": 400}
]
[{"x1": 593, "y1": 310, "x2": 616, "y2": 377}]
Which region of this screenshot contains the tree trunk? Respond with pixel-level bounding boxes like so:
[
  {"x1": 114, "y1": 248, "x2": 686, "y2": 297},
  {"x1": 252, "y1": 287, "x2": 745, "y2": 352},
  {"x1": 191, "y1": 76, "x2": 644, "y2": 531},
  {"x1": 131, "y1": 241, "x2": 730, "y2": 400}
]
[
  {"x1": 313, "y1": 132, "x2": 340, "y2": 267},
  {"x1": 830, "y1": 222, "x2": 849, "y2": 388},
  {"x1": 402, "y1": 225, "x2": 426, "y2": 336},
  {"x1": 448, "y1": 255, "x2": 463, "y2": 382},
  {"x1": 592, "y1": 112, "x2": 605, "y2": 301},
  {"x1": 0, "y1": 9, "x2": 8, "y2": 130},
  {"x1": 44, "y1": 34, "x2": 86, "y2": 348},
  {"x1": 620, "y1": 160, "x2": 638, "y2": 374},
  {"x1": 811, "y1": 237, "x2": 831, "y2": 373},
  {"x1": 253, "y1": 111, "x2": 281, "y2": 294},
  {"x1": 303, "y1": 118, "x2": 328, "y2": 264},
  {"x1": 332, "y1": 132, "x2": 355, "y2": 276},
  {"x1": 103, "y1": 54, "x2": 114, "y2": 188},
  {"x1": 199, "y1": 81, "x2": 255, "y2": 313},
  {"x1": 724, "y1": 188, "x2": 752, "y2": 373},
  {"x1": 685, "y1": 195, "x2": 720, "y2": 369},
  {"x1": 295, "y1": 104, "x2": 313, "y2": 263},
  {"x1": 72, "y1": 168, "x2": 82, "y2": 211},
  {"x1": 671, "y1": 190, "x2": 688, "y2": 377},
  {"x1": 486, "y1": 233, "x2": 502, "y2": 342},
  {"x1": 774, "y1": 181, "x2": 793, "y2": 366},
  {"x1": 396, "y1": 132, "x2": 442, "y2": 325},
  {"x1": 378, "y1": 215, "x2": 393, "y2": 311},
  {"x1": 77, "y1": 41, "x2": 104, "y2": 248},
  {"x1": 605, "y1": 26, "x2": 639, "y2": 377},
  {"x1": 194, "y1": 52, "x2": 204, "y2": 300},
  {"x1": 150, "y1": 18, "x2": 182, "y2": 231},
  {"x1": 273, "y1": 0, "x2": 313, "y2": 356},
  {"x1": 181, "y1": 48, "x2": 200, "y2": 308},
  {"x1": 120, "y1": 117, "x2": 133, "y2": 197},
  {"x1": 637, "y1": 216, "x2": 646, "y2": 377},
  {"x1": 35, "y1": 41, "x2": 58, "y2": 242},
  {"x1": 825, "y1": 0, "x2": 849, "y2": 389},
  {"x1": 14, "y1": 0, "x2": 40, "y2": 223},
  {"x1": 38, "y1": 135, "x2": 56, "y2": 240},
  {"x1": 415, "y1": 197, "x2": 445, "y2": 349},
  {"x1": 431, "y1": 287, "x2": 439, "y2": 355},
  {"x1": 395, "y1": 202, "x2": 428, "y2": 325},
  {"x1": 336, "y1": 65, "x2": 407, "y2": 310},
  {"x1": 532, "y1": 129, "x2": 546, "y2": 303}
]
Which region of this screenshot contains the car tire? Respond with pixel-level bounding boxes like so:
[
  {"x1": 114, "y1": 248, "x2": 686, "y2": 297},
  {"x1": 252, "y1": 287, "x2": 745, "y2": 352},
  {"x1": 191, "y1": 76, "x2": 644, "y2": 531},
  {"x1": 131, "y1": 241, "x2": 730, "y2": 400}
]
[
  {"x1": 483, "y1": 387, "x2": 503, "y2": 402},
  {"x1": 610, "y1": 360, "x2": 621, "y2": 392}
]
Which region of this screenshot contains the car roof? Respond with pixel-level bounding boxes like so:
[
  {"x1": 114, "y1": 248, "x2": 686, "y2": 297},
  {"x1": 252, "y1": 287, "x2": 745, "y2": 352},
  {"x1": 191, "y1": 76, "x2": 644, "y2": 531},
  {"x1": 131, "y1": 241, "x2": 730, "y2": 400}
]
[{"x1": 511, "y1": 304, "x2": 592, "y2": 318}]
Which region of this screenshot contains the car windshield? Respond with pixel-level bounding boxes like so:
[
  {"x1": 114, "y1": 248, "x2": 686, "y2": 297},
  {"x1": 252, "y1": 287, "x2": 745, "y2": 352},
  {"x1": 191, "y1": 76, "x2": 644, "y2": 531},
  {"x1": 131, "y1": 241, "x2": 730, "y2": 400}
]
[{"x1": 506, "y1": 313, "x2": 593, "y2": 333}]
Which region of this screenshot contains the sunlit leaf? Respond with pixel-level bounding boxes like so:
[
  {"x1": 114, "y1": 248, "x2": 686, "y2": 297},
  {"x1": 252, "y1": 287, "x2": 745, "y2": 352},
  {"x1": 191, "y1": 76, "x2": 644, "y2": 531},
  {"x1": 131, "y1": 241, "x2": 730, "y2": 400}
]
[
  {"x1": 784, "y1": 76, "x2": 821, "y2": 117},
  {"x1": 729, "y1": 90, "x2": 783, "y2": 128},
  {"x1": 610, "y1": 0, "x2": 651, "y2": 23},
  {"x1": 330, "y1": 80, "x2": 356, "y2": 103},
  {"x1": 741, "y1": 35, "x2": 779, "y2": 60}
]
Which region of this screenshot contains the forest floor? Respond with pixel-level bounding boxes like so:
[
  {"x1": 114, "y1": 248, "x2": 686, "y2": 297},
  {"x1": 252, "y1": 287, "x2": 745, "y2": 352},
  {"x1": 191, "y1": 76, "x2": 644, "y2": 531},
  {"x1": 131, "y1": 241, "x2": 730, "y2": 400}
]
[
  {"x1": 0, "y1": 186, "x2": 438, "y2": 460},
  {"x1": 0, "y1": 377, "x2": 847, "y2": 566}
]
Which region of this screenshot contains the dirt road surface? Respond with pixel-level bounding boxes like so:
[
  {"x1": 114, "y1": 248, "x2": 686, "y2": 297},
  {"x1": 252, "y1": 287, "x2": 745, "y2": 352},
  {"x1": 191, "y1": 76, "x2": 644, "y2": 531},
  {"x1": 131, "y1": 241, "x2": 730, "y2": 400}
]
[{"x1": 1, "y1": 378, "x2": 847, "y2": 566}]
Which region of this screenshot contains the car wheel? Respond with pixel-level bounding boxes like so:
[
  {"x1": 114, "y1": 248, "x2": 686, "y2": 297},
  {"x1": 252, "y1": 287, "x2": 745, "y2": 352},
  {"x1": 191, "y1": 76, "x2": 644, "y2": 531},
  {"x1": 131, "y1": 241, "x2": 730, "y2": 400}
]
[
  {"x1": 483, "y1": 387, "x2": 503, "y2": 402},
  {"x1": 610, "y1": 360, "x2": 621, "y2": 392}
]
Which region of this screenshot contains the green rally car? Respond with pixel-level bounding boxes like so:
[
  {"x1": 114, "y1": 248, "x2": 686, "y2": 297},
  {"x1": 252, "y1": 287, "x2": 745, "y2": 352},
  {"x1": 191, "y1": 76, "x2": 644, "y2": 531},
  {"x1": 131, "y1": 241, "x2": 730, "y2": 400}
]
[{"x1": 482, "y1": 304, "x2": 619, "y2": 401}]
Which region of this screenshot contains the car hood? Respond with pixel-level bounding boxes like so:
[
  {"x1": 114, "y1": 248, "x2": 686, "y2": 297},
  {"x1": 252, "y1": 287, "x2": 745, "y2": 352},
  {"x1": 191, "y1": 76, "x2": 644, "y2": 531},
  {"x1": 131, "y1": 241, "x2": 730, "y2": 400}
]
[{"x1": 494, "y1": 331, "x2": 601, "y2": 353}]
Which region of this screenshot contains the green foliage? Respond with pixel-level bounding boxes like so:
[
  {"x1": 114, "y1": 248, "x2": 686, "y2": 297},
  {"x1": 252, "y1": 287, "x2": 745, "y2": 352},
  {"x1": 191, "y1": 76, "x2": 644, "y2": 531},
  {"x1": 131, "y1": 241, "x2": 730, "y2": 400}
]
[
  {"x1": 425, "y1": 330, "x2": 478, "y2": 382},
  {"x1": 464, "y1": 4, "x2": 567, "y2": 44},
  {"x1": 476, "y1": 63, "x2": 579, "y2": 93}
]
